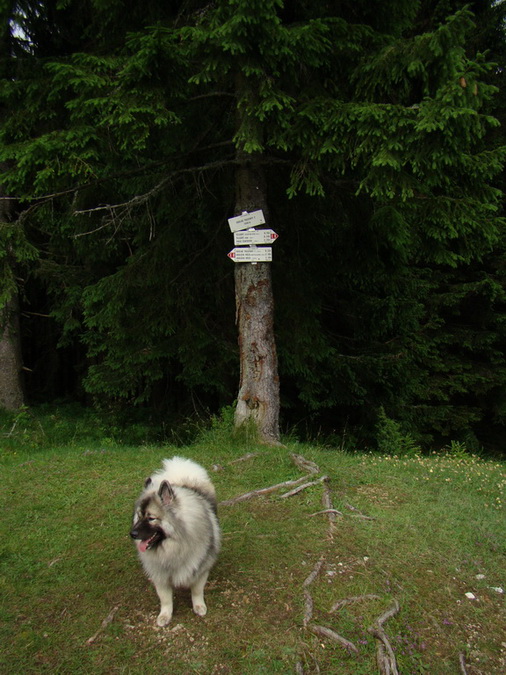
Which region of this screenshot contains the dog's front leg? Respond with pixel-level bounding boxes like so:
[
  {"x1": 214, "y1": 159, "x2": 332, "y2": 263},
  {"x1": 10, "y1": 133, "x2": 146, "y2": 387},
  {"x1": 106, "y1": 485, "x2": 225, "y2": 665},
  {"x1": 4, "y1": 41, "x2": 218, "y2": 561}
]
[
  {"x1": 153, "y1": 579, "x2": 174, "y2": 626},
  {"x1": 190, "y1": 570, "x2": 210, "y2": 616}
]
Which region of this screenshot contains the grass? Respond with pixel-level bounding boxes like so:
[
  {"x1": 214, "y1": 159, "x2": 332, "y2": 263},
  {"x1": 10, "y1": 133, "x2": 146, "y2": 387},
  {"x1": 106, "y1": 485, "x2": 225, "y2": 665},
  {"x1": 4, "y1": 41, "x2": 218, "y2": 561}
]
[{"x1": 1, "y1": 412, "x2": 505, "y2": 674}]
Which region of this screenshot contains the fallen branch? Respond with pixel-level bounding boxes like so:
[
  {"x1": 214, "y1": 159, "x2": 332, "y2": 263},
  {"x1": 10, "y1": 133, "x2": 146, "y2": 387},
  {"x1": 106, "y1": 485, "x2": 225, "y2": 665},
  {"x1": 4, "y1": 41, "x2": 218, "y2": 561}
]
[
  {"x1": 329, "y1": 594, "x2": 381, "y2": 613},
  {"x1": 310, "y1": 624, "x2": 359, "y2": 654},
  {"x1": 368, "y1": 599, "x2": 400, "y2": 675},
  {"x1": 459, "y1": 652, "x2": 469, "y2": 675},
  {"x1": 86, "y1": 605, "x2": 119, "y2": 645},
  {"x1": 219, "y1": 475, "x2": 311, "y2": 506},
  {"x1": 290, "y1": 453, "x2": 320, "y2": 475},
  {"x1": 280, "y1": 475, "x2": 329, "y2": 499}
]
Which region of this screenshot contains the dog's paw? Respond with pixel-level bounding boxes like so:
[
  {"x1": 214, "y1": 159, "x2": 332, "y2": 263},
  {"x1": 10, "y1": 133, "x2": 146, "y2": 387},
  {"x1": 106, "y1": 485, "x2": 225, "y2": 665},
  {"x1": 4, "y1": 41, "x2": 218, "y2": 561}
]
[
  {"x1": 193, "y1": 602, "x2": 207, "y2": 617},
  {"x1": 156, "y1": 611, "x2": 172, "y2": 627}
]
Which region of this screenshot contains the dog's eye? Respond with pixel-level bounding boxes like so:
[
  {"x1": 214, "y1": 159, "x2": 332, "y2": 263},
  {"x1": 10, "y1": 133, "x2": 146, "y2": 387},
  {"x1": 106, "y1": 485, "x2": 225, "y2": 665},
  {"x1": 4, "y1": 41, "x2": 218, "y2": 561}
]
[{"x1": 147, "y1": 515, "x2": 158, "y2": 522}]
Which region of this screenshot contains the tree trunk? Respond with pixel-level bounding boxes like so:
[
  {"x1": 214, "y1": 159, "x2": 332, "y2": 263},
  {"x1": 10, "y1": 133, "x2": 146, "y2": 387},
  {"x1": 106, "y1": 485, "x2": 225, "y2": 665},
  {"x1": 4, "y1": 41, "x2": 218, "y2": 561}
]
[
  {"x1": 233, "y1": 153, "x2": 281, "y2": 444},
  {"x1": 0, "y1": 293, "x2": 24, "y2": 410},
  {"x1": 0, "y1": 169, "x2": 24, "y2": 410}
]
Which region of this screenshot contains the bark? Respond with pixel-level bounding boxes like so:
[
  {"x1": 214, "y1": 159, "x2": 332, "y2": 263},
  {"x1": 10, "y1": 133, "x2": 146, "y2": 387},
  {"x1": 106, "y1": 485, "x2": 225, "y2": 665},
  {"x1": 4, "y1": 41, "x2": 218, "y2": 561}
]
[
  {"x1": 0, "y1": 163, "x2": 24, "y2": 410},
  {"x1": 0, "y1": 286, "x2": 24, "y2": 411},
  {"x1": 233, "y1": 152, "x2": 281, "y2": 444}
]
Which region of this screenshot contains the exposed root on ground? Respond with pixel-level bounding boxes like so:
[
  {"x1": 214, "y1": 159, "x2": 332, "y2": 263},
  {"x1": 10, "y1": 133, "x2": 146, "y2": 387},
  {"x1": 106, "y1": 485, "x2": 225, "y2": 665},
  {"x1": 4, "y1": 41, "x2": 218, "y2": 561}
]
[
  {"x1": 219, "y1": 475, "x2": 312, "y2": 505},
  {"x1": 459, "y1": 652, "x2": 469, "y2": 674},
  {"x1": 280, "y1": 475, "x2": 329, "y2": 499},
  {"x1": 309, "y1": 508, "x2": 344, "y2": 518},
  {"x1": 368, "y1": 599, "x2": 401, "y2": 675},
  {"x1": 345, "y1": 502, "x2": 375, "y2": 520},
  {"x1": 310, "y1": 624, "x2": 359, "y2": 654},
  {"x1": 329, "y1": 594, "x2": 381, "y2": 613},
  {"x1": 223, "y1": 451, "x2": 401, "y2": 674},
  {"x1": 290, "y1": 453, "x2": 320, "y2": 474}
]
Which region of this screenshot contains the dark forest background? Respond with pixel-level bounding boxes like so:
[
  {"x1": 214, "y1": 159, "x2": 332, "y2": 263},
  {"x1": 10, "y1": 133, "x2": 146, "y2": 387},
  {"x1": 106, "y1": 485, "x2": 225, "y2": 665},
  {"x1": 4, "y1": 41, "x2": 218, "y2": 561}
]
[{"x1": 1, "y1": 0, "x2": 506, "y2": 452}]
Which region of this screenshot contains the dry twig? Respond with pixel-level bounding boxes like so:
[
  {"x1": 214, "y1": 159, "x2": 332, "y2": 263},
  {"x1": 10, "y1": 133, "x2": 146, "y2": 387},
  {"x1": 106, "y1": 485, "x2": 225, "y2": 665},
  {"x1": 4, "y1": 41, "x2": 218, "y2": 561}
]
[
  {"x1": 86, "y1": 605, "x2": 119, "y2": 645},
  {"x1": 368, "y1": 599, "x2": 400, "y2": 675}
]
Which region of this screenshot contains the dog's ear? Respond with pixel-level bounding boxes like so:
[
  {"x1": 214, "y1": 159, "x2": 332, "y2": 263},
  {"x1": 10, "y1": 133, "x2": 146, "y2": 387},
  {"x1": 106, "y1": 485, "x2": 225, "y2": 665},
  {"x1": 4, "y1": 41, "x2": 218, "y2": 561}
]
[
  {"x1": 158, "y1": 480, "x2": 175, "y2": 506},
  {"x1": 144, "y1": 477, "x2": 152, "y2": 489}
]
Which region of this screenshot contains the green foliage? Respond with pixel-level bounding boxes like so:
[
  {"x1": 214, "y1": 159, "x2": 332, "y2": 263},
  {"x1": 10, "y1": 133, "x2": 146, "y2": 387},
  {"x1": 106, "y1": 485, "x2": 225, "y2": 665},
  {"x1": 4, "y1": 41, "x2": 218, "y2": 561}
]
[
  {"x1": 1, "y1": 0, "x2": 505, "y2": 450},
  {"x1": 376, "y1": 407, "x2": 421, "y2": 456}
]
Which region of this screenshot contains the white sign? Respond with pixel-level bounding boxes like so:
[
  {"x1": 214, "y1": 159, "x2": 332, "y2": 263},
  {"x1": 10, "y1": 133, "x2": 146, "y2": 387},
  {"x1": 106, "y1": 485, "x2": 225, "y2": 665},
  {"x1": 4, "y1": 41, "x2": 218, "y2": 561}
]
[
  {"x1": 234, "y1": 229, "x2": 279, "y2": 246},
  {"x1": 227, "y1": 247, "x2": 272, "y2": 263},
  {"x1": 228, "y1": 210, "x2": 265, "y2": 233}
]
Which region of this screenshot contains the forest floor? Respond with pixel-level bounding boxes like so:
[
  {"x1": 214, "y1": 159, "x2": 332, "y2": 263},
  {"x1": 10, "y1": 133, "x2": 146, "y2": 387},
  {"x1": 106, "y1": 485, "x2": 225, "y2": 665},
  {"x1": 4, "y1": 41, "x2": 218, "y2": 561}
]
[{"x1": 1, "y1": 423, "x2": 505, "y2": 674}]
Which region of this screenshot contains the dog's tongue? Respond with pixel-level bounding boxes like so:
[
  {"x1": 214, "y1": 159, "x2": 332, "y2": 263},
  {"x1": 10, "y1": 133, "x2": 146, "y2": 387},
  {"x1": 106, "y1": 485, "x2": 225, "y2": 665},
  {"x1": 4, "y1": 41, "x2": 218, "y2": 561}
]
[{"x1": 137, "y1": 540, "x2": 150, "y2": 553}]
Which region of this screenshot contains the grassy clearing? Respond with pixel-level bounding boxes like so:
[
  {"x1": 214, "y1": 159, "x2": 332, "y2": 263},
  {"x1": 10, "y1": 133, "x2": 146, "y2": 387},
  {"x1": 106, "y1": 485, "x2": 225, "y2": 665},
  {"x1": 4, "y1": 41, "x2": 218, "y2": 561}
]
[{"x1": 1, "y1": 424, "x2": 505, "y2": 674}]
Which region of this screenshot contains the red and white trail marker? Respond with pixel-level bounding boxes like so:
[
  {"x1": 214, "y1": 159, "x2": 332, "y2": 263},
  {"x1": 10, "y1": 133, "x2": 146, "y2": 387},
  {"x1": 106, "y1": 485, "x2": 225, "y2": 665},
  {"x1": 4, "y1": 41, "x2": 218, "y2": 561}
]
[
  {"x1": 233, "y1": 229, "x2": 279, "y2": 246},
  {"x1": 227, "y1": 247, "x2": 273, "y2": 263}
]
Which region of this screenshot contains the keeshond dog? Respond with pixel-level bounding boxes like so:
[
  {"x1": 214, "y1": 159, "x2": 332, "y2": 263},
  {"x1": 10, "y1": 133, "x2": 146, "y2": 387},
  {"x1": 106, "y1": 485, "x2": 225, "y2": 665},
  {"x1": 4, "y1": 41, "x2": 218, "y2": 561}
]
[{"x1": 130, "y1": 456, "x2": 221, "y2": 626}]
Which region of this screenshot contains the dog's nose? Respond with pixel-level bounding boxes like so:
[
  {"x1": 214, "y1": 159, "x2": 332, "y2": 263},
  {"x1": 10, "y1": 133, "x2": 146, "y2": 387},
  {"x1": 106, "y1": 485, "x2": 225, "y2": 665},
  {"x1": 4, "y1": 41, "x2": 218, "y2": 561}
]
[{"x1": 130, "y1": 529, "x2": 139, "y2": 539}]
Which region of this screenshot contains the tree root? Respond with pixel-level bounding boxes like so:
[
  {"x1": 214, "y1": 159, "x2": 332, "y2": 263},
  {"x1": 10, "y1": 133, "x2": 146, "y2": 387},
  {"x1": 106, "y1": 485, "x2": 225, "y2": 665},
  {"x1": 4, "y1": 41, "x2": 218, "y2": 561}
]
[
  {"x1": 230, "y1": 452, "x2": 259, "y2": 464},
  {"x1": 303, "y1": 590, "x2": 314, "y2": 627},
  {"x1": 222, "y1": 451, "x2": 401, "y2": 675},
  {"x1": 302, "y1": 557, "x2": 325, "y2": 627},
  {"x1": 280, "y1": 475, "x2": 329, "y2": 499},
  {"x1": 368, "y1": 599, "x2": 400, "y2": 675},
  {"x1": 290, "y1": 453, "x2": 320, "y2": 474},
  {"x1": 303, "y1": 556, "x2": 326, "y2": 588},
  {"x1": 459, "y1": 652, "x2": 468, "y2": 675},
  {"x1": 329, "y1": 594, "x2": 381, "y2": 613},
  {"x1": 345, "y1": 503, "x2": 375, "y2": 520},
  {"x1": 219, "y1": 475, "x2": 311, "y2": 505},
  {"x1": 309, "y1": 624, "x2": 359, "y2": 654},
  {"x1": 309, "y1": 508, "x2": 344, "y2": 518}
]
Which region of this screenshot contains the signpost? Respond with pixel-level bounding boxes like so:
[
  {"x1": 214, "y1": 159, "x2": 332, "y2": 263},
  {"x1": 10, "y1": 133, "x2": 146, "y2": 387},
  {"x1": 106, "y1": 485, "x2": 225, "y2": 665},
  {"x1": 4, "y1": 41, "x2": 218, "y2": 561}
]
[
  {"x1": 233, "y1": 229, "x2": 278, "y2": 246},
  {"x1": 228, "y1": 209, "x2": 266, "y2": 233},
  {"x1": 227, "y1": 247, "x2": 272, "y2": 263},
  {"x1": 227, "y1": 210, "x2": 278, "y2": 264}
]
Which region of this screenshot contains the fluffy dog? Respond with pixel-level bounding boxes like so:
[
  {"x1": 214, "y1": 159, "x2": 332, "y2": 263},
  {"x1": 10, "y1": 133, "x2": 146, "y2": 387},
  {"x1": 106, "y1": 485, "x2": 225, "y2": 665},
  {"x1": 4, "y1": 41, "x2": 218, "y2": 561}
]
[{"x1": 130, "y1": 456, "x2": 221, "y2": 626}]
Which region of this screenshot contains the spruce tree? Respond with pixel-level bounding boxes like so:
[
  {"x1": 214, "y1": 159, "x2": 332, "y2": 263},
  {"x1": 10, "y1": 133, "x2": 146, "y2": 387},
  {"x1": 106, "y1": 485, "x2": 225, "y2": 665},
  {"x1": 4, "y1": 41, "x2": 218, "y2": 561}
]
[{"x1": 1, "y1": 1, "x2": 504, "y2": 445}]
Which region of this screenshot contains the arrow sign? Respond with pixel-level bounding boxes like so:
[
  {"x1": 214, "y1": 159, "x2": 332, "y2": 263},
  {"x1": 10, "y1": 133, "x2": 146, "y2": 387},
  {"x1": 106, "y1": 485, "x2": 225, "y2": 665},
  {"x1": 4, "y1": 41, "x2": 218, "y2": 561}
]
[
  {"x1": 228, "y1": 209, "x2": 265, "y2": 233},
  {"x1": 234, "y1": 229, "x2": 279, "y2": 246},
  {"x1": 228, "y1": 247, "x2": 272, "y2": 263}
]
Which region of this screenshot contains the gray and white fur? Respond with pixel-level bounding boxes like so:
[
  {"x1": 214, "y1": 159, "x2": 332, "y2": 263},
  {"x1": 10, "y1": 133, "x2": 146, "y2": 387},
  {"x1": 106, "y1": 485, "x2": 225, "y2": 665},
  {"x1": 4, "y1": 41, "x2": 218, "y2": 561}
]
[{"x1": 130, "y1": 456, "x2": 221, "y2": 626}]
